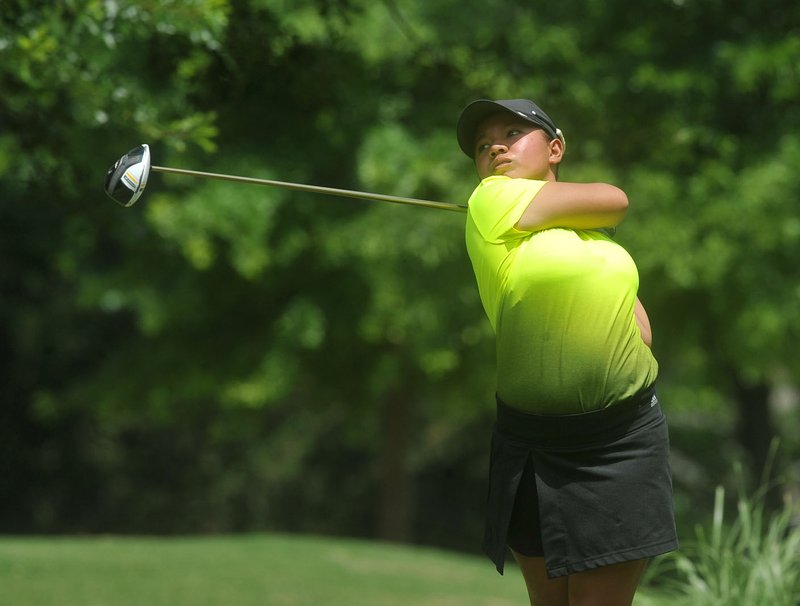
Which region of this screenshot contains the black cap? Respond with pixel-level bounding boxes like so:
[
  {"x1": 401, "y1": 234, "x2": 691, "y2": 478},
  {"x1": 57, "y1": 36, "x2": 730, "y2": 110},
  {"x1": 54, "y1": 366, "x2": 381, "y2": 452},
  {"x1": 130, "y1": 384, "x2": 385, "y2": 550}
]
[{"x1": 456, "y1": 98, "x2": 564, "y2": 158}]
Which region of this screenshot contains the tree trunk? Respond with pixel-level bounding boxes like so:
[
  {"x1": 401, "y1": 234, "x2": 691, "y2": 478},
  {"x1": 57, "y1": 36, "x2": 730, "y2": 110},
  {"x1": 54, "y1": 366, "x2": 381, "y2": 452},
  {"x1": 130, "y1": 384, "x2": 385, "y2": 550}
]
[
  {"x1": 732, "y1": 376, "x2": 782, "y2": 509},
  {"x1": 376, "y1": 387, "x2": 414, "y2": 541}
]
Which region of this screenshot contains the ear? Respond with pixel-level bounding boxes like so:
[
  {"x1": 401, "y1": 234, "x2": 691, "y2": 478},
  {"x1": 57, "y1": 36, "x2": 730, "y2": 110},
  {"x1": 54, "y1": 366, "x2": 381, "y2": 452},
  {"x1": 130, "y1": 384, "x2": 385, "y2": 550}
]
[{"x1": 548, "y1": 136, "x2": 565, "y2": 165}]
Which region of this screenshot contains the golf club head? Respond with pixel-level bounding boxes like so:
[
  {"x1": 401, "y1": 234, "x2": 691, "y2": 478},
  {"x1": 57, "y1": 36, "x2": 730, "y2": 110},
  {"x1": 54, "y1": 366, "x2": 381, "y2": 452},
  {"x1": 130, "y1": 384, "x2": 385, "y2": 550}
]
[{"x1": 104, "y1": 144, "x2": 151, "y2": 207}]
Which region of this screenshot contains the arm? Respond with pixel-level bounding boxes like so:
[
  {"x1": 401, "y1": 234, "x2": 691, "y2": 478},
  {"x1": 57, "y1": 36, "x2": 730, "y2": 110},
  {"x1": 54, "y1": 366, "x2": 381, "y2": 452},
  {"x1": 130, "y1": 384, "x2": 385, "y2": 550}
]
[
  {"x1": 634, "y1": 297, "x2": 653, "y2": 348},
  {"x1": 515, "y1": 182, "x2": 628, "y2": 232}
]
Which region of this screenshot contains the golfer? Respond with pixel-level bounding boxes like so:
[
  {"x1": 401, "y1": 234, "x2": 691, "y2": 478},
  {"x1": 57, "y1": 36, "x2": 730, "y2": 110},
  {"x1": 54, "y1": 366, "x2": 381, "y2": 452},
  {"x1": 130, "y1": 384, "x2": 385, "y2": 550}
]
[{"x1": 456, "y1": 99, "x2": 678, "y2": 606}]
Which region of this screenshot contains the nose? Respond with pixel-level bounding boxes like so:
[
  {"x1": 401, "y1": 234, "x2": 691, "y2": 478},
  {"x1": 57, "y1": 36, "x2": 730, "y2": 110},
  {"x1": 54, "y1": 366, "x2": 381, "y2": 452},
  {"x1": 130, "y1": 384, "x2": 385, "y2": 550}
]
[{"x1": 489, "y1": 143, "x2": 507, "y2": 158}]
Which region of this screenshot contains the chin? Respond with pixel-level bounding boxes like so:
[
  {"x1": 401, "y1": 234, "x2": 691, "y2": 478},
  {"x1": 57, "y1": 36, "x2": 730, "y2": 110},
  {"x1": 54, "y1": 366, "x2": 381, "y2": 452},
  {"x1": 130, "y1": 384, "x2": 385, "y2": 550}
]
[{"x1": 498, "y1": 169, "x2": 531, "y2": 180}]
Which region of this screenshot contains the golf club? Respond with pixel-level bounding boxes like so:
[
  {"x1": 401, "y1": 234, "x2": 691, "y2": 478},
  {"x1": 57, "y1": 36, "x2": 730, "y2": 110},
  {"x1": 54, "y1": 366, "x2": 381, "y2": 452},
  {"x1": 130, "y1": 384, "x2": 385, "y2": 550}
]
[{"x1": 104, "y1": 144, "x2": 467, "y2": 213}]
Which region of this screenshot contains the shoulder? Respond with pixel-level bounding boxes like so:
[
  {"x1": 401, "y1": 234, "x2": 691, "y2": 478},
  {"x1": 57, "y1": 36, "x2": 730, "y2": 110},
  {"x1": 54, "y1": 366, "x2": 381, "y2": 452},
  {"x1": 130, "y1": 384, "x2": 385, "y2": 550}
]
[
  {"x1": 467, "y1": 177, "x2": 548, "y2": 244},
  {"x1": 468, "y1": 176, "x2": 548, "y2": 220},
  {"x1": 470, "y1": 176, "x2": 547, "y2": 203}
]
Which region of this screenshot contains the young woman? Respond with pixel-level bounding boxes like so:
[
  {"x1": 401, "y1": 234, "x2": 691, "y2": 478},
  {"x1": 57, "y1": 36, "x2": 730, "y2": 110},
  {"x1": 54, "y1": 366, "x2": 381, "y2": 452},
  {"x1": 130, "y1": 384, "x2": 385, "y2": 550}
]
[{"x1": 456, "y1": 99, "x2": 678, "y2": 606}]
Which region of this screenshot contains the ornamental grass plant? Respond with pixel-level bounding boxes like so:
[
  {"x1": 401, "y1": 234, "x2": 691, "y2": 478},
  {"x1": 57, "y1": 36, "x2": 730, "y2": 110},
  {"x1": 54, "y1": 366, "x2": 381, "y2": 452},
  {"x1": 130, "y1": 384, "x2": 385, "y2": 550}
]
[{"x1": 657, "y1": 458, "x2": 800, "y2": 606}]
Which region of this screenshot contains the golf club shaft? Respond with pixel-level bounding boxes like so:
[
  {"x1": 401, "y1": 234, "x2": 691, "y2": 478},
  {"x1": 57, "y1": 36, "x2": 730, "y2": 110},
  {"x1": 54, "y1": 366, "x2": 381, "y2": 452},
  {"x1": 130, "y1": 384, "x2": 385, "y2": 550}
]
[{"x1": 151, "y1": 166, "x2": 467, "y2": 213}]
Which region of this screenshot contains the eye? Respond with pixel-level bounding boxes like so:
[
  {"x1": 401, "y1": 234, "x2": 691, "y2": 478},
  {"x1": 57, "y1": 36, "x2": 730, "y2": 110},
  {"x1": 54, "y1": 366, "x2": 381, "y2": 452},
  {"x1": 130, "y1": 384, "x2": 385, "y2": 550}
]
[
  {"x1": 474, "y1": 127, "x2": 525, "y2": 156},
  {"x1": 475, "y1": 142, "x2": 491, "y2": 155}
]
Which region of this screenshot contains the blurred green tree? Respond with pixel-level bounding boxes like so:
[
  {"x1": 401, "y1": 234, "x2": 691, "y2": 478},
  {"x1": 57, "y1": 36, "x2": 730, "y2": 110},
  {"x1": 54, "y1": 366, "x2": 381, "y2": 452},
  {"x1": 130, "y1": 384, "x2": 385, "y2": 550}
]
[{"x1": 2, "y1": 0, "x2": 798, "y2": 547}]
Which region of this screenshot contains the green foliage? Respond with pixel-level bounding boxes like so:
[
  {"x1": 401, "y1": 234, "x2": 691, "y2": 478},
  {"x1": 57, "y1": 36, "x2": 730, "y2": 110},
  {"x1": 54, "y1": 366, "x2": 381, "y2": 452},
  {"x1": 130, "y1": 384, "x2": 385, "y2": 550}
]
[
  {"x1": 2, "y1": 0, "x2": 799, "y2": 548},
  {"x1": 658, "y1": 475, "x2": 800, "y2": 605},
  {"x1": 1, "y1": 0, "x2": 226, "y2": 183}
]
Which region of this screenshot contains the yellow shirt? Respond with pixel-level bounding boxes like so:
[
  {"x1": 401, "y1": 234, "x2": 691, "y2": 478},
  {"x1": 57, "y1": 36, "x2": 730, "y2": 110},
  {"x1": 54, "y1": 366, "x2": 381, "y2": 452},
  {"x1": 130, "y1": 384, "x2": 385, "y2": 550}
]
[{"x1": 465, "y1": 176, "x2": 658, "y2": 414}]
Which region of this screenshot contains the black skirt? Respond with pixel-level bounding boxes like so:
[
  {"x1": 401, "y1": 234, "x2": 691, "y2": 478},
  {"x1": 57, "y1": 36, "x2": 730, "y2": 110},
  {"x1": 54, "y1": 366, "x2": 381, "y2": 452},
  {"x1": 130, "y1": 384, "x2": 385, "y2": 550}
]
[{"x1": 483, "y1": 383, "x2": 679, "y2": 578}]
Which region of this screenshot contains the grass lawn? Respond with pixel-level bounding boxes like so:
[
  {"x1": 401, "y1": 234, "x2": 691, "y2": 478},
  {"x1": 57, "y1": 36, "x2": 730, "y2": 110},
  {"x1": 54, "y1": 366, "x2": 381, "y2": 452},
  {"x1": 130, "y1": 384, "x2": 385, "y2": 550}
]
[{"x1": 0, "y1": 533, "x2": 672, "y2": 606}]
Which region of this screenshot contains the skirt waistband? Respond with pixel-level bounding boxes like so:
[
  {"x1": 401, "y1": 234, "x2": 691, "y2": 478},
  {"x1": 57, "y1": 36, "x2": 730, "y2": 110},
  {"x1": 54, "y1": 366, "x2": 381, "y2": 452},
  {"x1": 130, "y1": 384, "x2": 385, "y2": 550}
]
[{"x1": 495, "y1": 383, "x2": 659, "y2": 446}]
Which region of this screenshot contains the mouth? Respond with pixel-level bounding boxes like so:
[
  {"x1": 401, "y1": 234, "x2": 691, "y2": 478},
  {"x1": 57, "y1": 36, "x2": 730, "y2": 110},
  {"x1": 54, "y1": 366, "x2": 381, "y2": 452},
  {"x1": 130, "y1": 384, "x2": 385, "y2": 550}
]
[{"x1": 491, "y1": 157, "x2": 512, "y2": 174}]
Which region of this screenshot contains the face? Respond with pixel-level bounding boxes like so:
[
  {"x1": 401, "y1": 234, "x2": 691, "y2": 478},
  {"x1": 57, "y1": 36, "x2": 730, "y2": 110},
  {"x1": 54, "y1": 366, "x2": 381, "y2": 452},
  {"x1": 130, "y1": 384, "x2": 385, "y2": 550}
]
[{"x1": 473, "y1": 113, "x2": 563, "y2": 181}]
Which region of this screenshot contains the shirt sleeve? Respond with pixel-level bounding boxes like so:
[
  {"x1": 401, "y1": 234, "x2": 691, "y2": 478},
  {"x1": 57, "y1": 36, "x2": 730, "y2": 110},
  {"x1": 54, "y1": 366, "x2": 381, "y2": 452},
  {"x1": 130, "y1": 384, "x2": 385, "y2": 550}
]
[{"x1": 467, "y1": 176, "x2": 548, "y2": 244}]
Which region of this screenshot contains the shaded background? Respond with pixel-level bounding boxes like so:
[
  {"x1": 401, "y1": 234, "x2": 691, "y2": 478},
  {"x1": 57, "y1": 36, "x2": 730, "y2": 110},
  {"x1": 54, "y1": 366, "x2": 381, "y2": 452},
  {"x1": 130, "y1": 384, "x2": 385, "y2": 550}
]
[{"x1": 1, "y1": 0, "x2": 799, "y2": 555}]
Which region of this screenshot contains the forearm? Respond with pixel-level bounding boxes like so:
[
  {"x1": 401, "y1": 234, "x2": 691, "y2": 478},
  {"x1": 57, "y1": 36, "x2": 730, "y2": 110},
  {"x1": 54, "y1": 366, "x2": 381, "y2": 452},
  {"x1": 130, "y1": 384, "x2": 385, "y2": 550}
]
[{"x1": 515, "y1": 182, "x2": 628, "y2": 232}]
